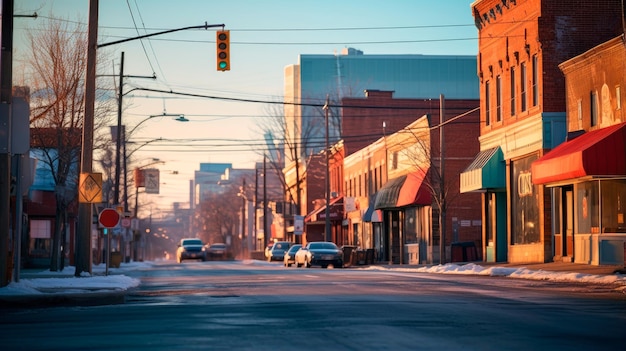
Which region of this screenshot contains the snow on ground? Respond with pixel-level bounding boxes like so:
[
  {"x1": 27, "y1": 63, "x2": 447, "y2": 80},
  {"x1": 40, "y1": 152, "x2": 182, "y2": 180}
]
[
  {"x1": 0, "y1": 261, "x2": 624, "y2": 296},
  {"x1": 0, "y1": 261, "x2": 150, "y2": 295},
  {"x1": 364, "y1": 263, "x2": 626, "y2": 286}
]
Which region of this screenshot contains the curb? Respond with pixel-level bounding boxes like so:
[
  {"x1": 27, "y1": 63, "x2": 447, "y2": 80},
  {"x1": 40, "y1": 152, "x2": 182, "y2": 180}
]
[{"x1": 0, "y1": 291, "x2": 127, "y2": 309}]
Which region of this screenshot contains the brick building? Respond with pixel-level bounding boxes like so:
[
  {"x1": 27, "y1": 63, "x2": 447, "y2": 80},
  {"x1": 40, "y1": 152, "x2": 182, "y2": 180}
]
[
  {"x1": 532, "y1": 35, "x2": 626, "y2": 265},
  {"x1": 463, "y1": 0, "x2": 624, "y2": 263},
  {"x1": 339, "y1": 91, "x2": 481, "y2": 264}
]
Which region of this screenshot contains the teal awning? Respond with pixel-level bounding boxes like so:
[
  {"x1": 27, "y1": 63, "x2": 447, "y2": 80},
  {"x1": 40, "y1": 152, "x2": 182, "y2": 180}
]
[{"x1": 460, "y1": 147, "x2": 505, "y2": 193}]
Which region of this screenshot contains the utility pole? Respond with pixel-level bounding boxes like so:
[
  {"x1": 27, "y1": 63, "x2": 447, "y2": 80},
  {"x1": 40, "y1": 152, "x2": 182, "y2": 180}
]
[
  {"x1": 75, "y1": 0, "x2": 99, "y2": 277},
  {"x1": 263, "y1": 155, "x2": 268, "y2": 249},
  {"x1": 0, "y1": 0, "x2": 14, "y2": 287},
  {"x1": 323, "y1": 95, "x2": 331, "y2": 242},
  {"x1": 114, "y1": 52, "x2": 124, "y2": 205},
  {"x1": 241, "y1": 178, "x2": 246, "y2": 258},
  {"x1": 439, "y1": 94, "x2": 446, "y2": 264}
]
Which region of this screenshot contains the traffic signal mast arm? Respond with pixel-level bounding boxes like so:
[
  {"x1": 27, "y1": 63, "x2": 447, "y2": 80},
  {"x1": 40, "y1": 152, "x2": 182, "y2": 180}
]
[{"x1": 97, "y1": 22, "x2": 225, "y2": 48}]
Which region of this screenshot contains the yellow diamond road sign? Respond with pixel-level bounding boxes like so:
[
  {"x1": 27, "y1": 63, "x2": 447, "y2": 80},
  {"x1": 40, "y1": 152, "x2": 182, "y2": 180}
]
[{"x1": 79, "y1": 173, "x2": 103, "y2": 203}]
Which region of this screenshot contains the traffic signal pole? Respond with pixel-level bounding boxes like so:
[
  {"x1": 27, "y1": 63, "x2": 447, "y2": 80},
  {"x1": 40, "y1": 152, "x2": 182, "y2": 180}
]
[{"x1": 76, "y1": 18, "x2": 227, "y2": 276}]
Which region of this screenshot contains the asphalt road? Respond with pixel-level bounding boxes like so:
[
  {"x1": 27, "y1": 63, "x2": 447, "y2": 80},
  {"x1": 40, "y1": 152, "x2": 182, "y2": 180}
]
[{"x1": 1, "y1": 260, "x2": 625, "y2": 351}]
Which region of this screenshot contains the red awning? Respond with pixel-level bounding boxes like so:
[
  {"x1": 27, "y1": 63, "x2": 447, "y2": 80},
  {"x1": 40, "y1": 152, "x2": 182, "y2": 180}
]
[
  {"x1": 375, "y1": 169, "x2": 431, "y2": 209},
  {"x1": 532, "y1": 122, "x2": 626, "y2": 185}
]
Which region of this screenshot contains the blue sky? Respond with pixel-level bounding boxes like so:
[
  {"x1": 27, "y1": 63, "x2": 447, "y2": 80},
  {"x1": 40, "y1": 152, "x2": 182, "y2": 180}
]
[{"x1": 13, "y1": 0, "x2": 478, "y2": 211}]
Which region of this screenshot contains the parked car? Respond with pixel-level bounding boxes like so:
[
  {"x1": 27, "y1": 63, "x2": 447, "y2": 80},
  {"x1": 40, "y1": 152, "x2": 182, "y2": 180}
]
[
  {"x1": 205, "y1": 243, "x2": 229, "y2": 260},
  {"x1": 283, "y1": 244, "x2": 302, "y2": 267},
  {"x1": 267, "y1": 241, "x2": 292, "y2": 262},
  {"x1": 176, "y1": 238, "x2": 206, "y2": 263},
  {"x1": 295, "y1": 241, "x2": 343, "y2": 268}
]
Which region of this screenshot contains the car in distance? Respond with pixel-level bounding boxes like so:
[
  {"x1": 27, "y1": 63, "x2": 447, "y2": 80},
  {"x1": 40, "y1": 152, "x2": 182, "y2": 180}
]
[
  {"x1": 205, "y1": 243, "x2": 229, "y2": 260},
  {"x1": 267, "y1": 241, "x2": 292, "y2": 262},
  {"x1": 176, "y1": 238, "x2": 206, "y2": 263},
  {"x1": 283, "y1": 244, "x2": 302, "y2": 267},
  {"x1": 295, "y1": 241, "x2": 343, "y2": 268}
]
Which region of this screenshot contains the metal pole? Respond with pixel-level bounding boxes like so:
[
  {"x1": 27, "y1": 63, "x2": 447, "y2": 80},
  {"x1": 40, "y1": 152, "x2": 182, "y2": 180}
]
[
  {"x1": 323, "y1": 96, "x2": 331, "y2": 242},
  {"x1": 241, "y1": 178, "x2": 246, "y2": 258},
  {"x1": 75, "y1": 0, "x2": 98, "y2": 277},
  {"x1": 114, "y1": 52, "x2": 124, "y2": 205},
  {"x1": 439, "y1": 94, "x2": 446, "y2": 264},
  {"x1": 263, "y1": 155, "x2": 268, "y2": 248},
  {"x1": 254, "y1": 168, "x2": 258, "y2": 250},
  {"x1": 0, "y1": 0, "x2": 13, "y2": 287}
]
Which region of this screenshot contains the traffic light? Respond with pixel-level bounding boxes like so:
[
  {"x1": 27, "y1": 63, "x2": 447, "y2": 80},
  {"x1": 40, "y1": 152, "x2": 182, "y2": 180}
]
[{"x1": 216, "y1": 30, "x2": 230, "y2": 71}]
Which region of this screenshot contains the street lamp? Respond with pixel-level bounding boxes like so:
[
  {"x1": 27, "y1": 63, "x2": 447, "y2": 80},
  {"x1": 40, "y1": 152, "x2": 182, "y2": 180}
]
[{"x1": 237, "y1": 179, "x2": 253, "y2": 258}]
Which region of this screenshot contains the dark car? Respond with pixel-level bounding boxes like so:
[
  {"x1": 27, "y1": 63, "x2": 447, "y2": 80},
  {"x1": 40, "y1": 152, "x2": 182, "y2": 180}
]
[
  {"x1": 267, "y1": 241, "x2": 292, "y2": 262},
  {"x1": 205, "y1": 243, "x2": 229, "y2": 260},
  {"x1": 176, "y1": 238, "x2": 206, "y2": 263},
  {"x1": 295, "y1": 241, "x2": 343, "y2": 268},
  {"x1": 283, "y1": 244, "x2": 302, "y2": 267}
]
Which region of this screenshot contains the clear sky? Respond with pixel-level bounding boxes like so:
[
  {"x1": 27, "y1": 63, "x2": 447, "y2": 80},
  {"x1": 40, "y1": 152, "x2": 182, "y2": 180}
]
[{"x1": 13, "y1": 0, "x2": 478, "y2": 215}]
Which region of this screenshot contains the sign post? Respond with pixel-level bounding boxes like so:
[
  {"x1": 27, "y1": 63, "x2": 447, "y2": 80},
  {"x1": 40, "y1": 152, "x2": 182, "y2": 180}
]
[{"x1": 99, "y1": 208, "x2": 120, "y2": 275}]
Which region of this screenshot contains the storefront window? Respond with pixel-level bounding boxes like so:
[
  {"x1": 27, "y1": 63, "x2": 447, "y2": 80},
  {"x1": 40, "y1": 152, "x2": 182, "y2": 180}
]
[
  {"x1": 553, "y1": 187, "x2": 561, "y2": 235},
  {"x1": 404, "y1": 207, "x2": 418, "y2": 244},
  {"x1": 29, "y1": 219, "x2": 52, "y2": 257},
  {"x1": 576, "y1": 181, "x2": 599, "y2": 234},
  {"x1": 511, "y1": 156, "x2": 540, "y2": 244},
  {"x1": 600, "y1": 180, "x2": 626, "y2": 233}
]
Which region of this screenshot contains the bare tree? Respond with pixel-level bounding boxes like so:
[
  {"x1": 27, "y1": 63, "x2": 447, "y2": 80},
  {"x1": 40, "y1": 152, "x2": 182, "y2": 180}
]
[
  {"x1": 26, "y1": 18, "x2": 114, "y2": 271},
  {"x1": 196, "y1": 183, "x2": 241, "y2": 255},
  {"x1": 255, "y1": 96, "x2": 340, "y2": 218}
]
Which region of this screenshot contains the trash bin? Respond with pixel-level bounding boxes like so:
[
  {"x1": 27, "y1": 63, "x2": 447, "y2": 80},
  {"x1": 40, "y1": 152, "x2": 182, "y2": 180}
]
[
  {"x1": 341, "y1": 246, "x2": 357, "y2": 267},
  {"x1": 356, "y1": 250, "x2": 366, "y2": 265},
  {"x1": 365, "y1": 249, "x2": 375, "y2": 264},
  {"x1": 109, "y1": 252, "x2": 122, "y2": 268},
  {"x1": 450, "y1": 242, "x2": 478, "y2": 262}
]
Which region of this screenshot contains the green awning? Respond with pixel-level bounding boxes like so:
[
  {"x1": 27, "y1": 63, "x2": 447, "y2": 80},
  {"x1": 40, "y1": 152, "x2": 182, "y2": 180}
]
[{"x1": 460, "y1": 147, "x2": 505, "y2": 193}]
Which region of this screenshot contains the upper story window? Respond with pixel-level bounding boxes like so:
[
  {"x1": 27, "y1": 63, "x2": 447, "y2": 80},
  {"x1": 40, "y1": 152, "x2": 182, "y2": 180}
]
[
  {"x1": 532, "y1": 55, "x2": 538, "y2": 107},
  {"x1": 520, "y1": 62, "x2": 527, "y2": 112},
  {"x1": 591, "y1": 90, "x2": 598, "y2": 127},
  {"x1": 510, "y1": 67, "x2": 516, "y2": 116},
  {"x1": 617, "y1": 86, "x2": 621, "y2": 110},
  {"x1": 496, "y1": 75, "x2": 502, "y2": 122},
  {"x1": 485, "y1": 81, "x2": 491, "y2": 126},
  {"x1": 391, "y1": 151, "x2": 399, "y2": 170}
]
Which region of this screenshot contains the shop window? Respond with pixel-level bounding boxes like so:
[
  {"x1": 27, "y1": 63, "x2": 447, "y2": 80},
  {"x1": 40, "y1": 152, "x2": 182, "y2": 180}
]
[
  {"x1": 511, "y1": 156, "x2": 540, "y2": 244},
  {"x1": 576, "y1": 181, "x2": 599, "y2": 234},
  {"x1": 30, "y1": 219, "x2": 52, "y2": 257},
  {"x1": 600, "y1": 180, "x2": 626, "y2": 233},
  {"x1": 404, "y1": 208, "x2": 419, "y2": 244}
]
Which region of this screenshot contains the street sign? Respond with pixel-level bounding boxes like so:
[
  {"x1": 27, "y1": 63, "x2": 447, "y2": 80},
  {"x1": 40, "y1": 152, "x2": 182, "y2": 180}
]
[
  {"x1": 121, "y1": 217, "x2": 131, "y2": 228},
  {"x1": 79, "y1": 173, "x2": 103, "y2": 203},
  {"x1": 99, "y1": 208, "x2": 120, "y2": 228}
]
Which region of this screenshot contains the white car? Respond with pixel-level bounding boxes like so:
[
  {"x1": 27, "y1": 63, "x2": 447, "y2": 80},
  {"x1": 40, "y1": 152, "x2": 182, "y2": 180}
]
[{"x1": 295, "y1": 242, "x2": 343, "y2": 268}]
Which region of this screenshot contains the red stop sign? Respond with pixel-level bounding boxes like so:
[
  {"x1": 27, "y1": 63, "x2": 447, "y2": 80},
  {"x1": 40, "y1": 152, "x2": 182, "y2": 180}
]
[{"x1": 99, "y1": 208, "x2": 120, "y2": 228}]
